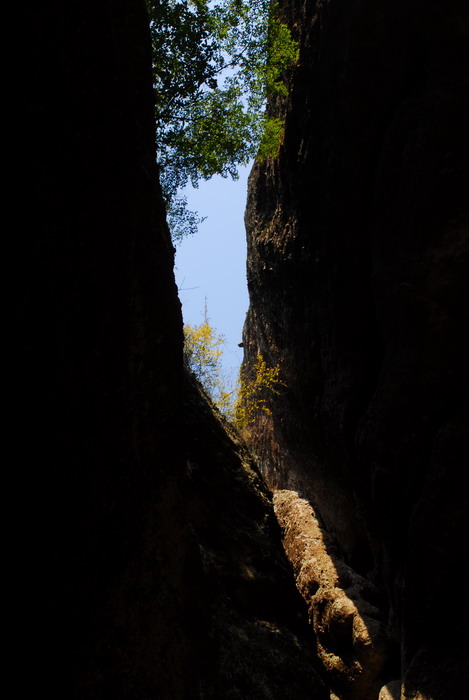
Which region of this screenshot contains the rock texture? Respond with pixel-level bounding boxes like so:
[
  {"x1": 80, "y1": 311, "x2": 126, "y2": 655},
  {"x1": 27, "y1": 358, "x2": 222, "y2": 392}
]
[
  {"x1": 243, "y1": 0, "x2": 469, "y2": 697},
  {"x1": 274, "y1": 490, "x2": 390, "y2": 700},
  {"x1": 15, "y1": 2, "x2": 328, "y2": 698},
  {"x1": 180, "y1": 381, "x2": 328, "y2": 699}
]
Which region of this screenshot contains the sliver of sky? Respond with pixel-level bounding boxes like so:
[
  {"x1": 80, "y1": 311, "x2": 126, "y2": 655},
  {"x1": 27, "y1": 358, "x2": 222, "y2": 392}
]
[{"x1": 174, "y1": 163, "x2": 252, "y2": 386}]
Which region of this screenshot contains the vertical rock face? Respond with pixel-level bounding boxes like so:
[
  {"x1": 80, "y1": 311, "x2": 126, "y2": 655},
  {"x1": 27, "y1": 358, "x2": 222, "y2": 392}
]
[
  {"x1": 244, "y1": 0, "x2": 469, "y2": 697},
  {"x1": 16, "y1": 2, "x2": 327, "y2": 698},
  {"x1": 18, "y1": 2, "x2": 188, "y2": 695}
]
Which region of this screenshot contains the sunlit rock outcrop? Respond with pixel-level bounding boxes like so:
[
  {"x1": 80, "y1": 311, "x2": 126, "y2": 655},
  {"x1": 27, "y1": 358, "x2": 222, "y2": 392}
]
[{"x1": 274, "y1": 490, "x2": 390, "y2": 699}]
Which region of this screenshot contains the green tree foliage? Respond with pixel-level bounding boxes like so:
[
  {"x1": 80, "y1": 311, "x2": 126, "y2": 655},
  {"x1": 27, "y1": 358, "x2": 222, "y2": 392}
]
[{"x1": 147, "y1": 0, "x2": 298, "y2": 240}]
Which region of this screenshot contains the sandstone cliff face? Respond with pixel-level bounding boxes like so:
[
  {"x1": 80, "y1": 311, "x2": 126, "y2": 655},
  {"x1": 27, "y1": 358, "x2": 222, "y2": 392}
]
[
  {"x1": 16, "y1": 2, "x2": 327, "y2": 698},
  {"x1": 243, "y1": 0, "x2": 469, "y2": 697}
]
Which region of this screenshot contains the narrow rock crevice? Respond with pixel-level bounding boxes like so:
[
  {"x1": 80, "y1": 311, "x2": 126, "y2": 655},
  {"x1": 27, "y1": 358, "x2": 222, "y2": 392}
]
[{"x1": 17, "y1": 1, "x2": 469, "y2": 698}]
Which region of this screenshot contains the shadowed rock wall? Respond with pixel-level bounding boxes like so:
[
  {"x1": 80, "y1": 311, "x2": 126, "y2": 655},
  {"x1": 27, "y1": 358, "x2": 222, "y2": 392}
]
[
  {"x1": 243, "y1": 0, "x2": 469, "y2": 697},
  {"x1": 15, "y1": 2, "x2": 328, "y2": 697}
]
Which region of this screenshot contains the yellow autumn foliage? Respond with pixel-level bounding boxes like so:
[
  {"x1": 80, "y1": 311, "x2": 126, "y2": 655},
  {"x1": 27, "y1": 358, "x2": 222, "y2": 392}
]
[
  {"x1": 230, "y1": 354, "x2": 287, "y2": 431},
  {"x1": 183, "y1": 308, "x2": 286, "y2": 433},
  {"x1": 183, "y1": 318, "x2": 226, "y2": 401}
]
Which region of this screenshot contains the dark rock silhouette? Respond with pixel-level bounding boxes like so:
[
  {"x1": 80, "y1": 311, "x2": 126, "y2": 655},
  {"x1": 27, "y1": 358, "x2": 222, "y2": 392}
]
[{"x1": 243, "y1": 0, "x2": 469, "y2": 697}]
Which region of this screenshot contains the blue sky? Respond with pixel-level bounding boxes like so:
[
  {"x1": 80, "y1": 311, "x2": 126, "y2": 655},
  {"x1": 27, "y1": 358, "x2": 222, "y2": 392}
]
[{"x1": 174, "y1": 163, "x2": 252, "y2": 386}]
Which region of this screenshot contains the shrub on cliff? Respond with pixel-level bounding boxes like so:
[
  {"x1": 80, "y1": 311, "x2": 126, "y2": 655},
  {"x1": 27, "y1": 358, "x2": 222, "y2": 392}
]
[
  {"x1": 183, "y1": 308, "x2": 285, "y2": 432},
  {"x1": 183, "y1": 308, "x2": 229, "y2": 405},
  {"x1": 230, "y1": 354, "x2": 286, "y2": 431}
]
